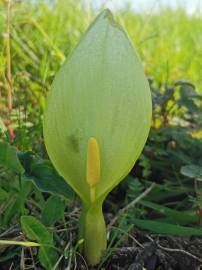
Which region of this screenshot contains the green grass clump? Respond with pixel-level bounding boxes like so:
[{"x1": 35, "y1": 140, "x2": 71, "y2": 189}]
[
  {"x1": 1, "y1": 1, "x2": 202, "y2": 151},
  {"x1": 120, "y1": 8, "x2": 202, "y2": 89}
]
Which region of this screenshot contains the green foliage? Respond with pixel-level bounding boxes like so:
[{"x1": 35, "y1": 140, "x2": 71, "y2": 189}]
[
  {"x1": 19, "y1": 151, "x2": 74, "y2": 199},
  {"x1": 0, "y1": 142, "x2": 73, "y2": 268},
  {"x1": 0, "y1": 118, "x2": 6, "y2": 134},
  {"x1": 21, "y1": 216, "x2": 58, "y2": 269},
  {"x1": 108, "y1": 77, "x2": 202, "y2": 240},
  {"x1": 0, "y1": 1, "x2": 202, "y2": 268},
  {"x1": 121, "y1": 9, "x2": 202, "y2": 90},
  {"x1": 0, "y1": 1, "x2": 202, "y2": 152},
  {"x1": 139, "y1": 200, "x2": 197, "y2": 224},
  {"x1": 0, "y1": 142, "x2": 24, "y2": 174},
  {"x1": 132, "y1": 219, "x2": 202, "y2": 236},
  {"x1": 181, "y1": 165, "x2": 202, "y2": 181},
  {"x1": 0, "y1": 187, "x2": 9, "y2": 202},
  {"x1": 42, "y1": 195, "x2": 65, "y2": 226}
]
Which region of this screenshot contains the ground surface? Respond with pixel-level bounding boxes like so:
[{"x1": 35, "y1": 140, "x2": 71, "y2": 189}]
[
  {"x1": 80, "y1": 232, "x2": 202, "y2": 270},
  {"x1": 104, "y1": 233, "x2": 202, "y2": 270}
]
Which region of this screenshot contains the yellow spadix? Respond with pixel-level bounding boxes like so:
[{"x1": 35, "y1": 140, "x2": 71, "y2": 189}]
[{"x1": 86, "y1": 137, "x2": 100, "y2": 202}]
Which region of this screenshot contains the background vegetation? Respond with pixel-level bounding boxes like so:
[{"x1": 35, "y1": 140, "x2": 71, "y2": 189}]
[{"x1": 0, "y1": 0, "x2": 202, "y2": 269}]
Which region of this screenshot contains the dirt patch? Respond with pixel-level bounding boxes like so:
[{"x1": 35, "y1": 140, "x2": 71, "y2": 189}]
[
  {"x1": 74, "y1": 231, "x2": 202, "y2": 270},
  {"x1": 103, "y1": 232, "x2": 202, "y2": 270}
]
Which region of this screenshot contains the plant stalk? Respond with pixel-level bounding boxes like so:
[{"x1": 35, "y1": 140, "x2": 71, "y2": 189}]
[
  {"x1": 5, "y1": 0, "x2": 12, "y2": 115},
  {"x1": 79, "y1": 202, "x2": 106, "y2": 266},
  {"x1": 4, "y1": 0, "x2": 14, "y2": 141}
]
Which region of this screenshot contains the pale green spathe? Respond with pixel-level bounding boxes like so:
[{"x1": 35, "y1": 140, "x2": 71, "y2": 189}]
[{"x1": 43, "y1": 9, "x2": 152, "y2": 205}]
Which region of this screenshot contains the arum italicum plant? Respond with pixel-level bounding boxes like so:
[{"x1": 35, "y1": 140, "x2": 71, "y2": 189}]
[{"x1": 43, "y1": 9, "x2": 152, "y2": 265}]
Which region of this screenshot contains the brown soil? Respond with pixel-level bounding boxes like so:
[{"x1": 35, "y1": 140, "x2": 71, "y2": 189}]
[
  {"x1": 76, "y1": 230, "x2": 202, "y2": 270},
  {"x1": 101, "y1": 232, "x2": 202, "y2": 270}
]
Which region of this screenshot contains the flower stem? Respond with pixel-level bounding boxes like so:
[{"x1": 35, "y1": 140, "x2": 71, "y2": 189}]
[{"x1": 79, "y1": 202, "x2": 106, "y2": 266}]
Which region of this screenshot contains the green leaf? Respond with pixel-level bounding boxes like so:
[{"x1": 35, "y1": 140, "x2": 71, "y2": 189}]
[
  {"x1": 23, "y1": 162, "x2": 74, "y2": 199},
  {"x1": 139, "y1": 200, "x2": 197, "y2": 224},
  {"x1": 181, "y1": 165, "x2": 202, "y2": 181},
  {"x1": 21, "y1": 216, "x2": 52, "y2": 243},
  {"x1": 19, "y1": 151, "x2": 74, "y2": 200},
  {"x1": 2, "y1": 196, "x2": 21, "y2": 226},
  {"x1": 145, "y1": 181, "x2": 188, "y2": 202},
  {"x1": 133, "y1": 218, "x2": 202, "y2": 236},
  {"x1": 42, "y1": 195, "x2": 65, "y2": 226},
  {"x1": 0, "y1": 142, "x2": 24, "y2": 174},
  {"x1": 21, "y1": 216, "x2": 58, "y2": 270},
  {"x1": 176, "y1": 81, "x2": 198, "y2": 98},
  {"x1": 0, "y1": 240, "x2": 40, "y2": 247}
]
